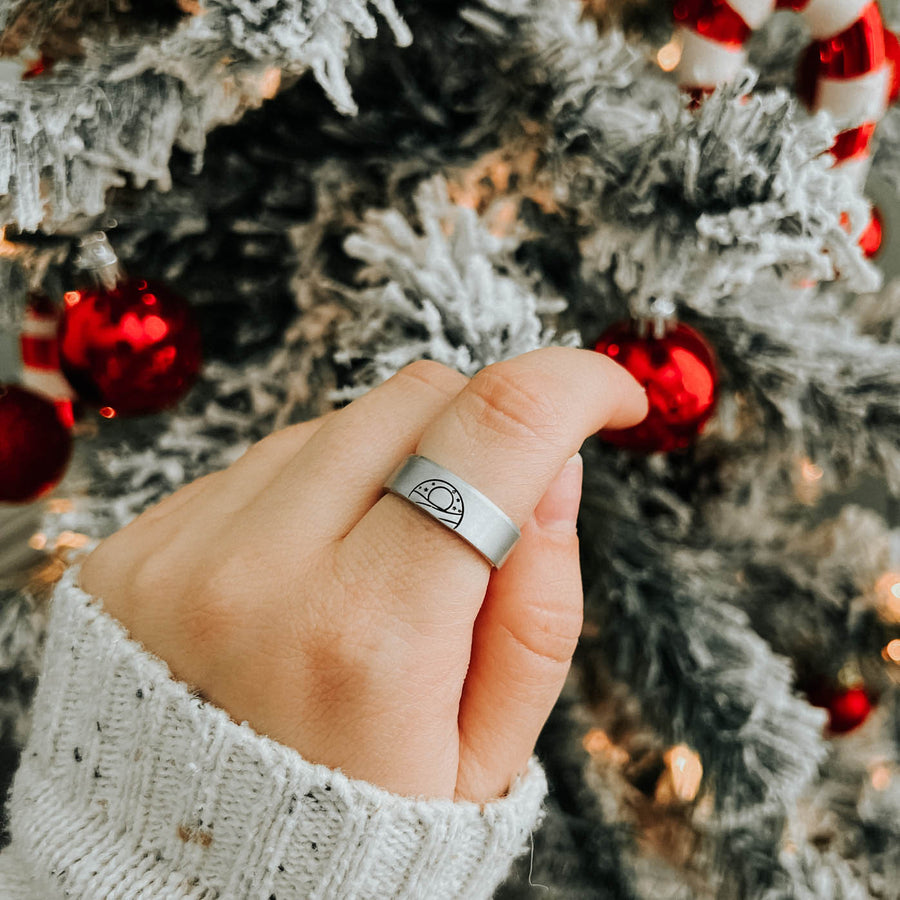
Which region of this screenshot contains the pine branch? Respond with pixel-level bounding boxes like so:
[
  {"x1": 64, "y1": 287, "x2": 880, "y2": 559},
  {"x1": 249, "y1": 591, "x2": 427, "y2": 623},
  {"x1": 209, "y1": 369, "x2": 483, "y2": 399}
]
[
  {"x1": 330, "y1": 176, "x2": 579, "y2": 394},
  {"x1": 0, "y1": 0, "x2": 410, "y2": 231}
]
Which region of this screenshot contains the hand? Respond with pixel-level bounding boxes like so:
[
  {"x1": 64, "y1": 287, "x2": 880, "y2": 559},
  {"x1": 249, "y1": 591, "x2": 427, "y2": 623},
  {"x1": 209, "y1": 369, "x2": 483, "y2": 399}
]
[{"x1": 79, "y1": 347, "x2": 646, "y2": 802}]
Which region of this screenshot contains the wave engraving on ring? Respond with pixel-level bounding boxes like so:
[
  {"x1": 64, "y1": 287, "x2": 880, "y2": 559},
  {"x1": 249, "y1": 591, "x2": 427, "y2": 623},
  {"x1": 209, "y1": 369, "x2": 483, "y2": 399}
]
[{"x1": 408, "y1": 479, "x2": 465, "y2": 529}]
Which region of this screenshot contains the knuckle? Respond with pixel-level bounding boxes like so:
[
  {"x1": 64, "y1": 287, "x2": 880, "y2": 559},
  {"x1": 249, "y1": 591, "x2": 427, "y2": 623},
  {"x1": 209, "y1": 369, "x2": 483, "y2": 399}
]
[
  {"x1": 396, "y1": 359, "x2": 468, "y2": 401},
  {"x1": 502, "y1": 600, "x2": 583, "y2": 667},
  {"x1": 466, "y1": 363, "x2": 563, "y2": 444},
  {"x1": 176, "y1": 552, "x2": 251, "y2": 653}
]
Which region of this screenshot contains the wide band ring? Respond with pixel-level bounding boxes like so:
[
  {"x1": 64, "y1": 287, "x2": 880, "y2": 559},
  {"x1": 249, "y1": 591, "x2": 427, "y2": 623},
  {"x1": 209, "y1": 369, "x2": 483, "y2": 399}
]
[{"x1": 384, "y1": 455, "x2": 521, "y2": 568}]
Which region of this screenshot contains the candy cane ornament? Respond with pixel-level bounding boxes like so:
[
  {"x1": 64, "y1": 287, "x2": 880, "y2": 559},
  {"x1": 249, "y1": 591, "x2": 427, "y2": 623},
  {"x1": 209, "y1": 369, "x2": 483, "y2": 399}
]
[
  {"x1": 19, "y1": 292, "x2": 75, "y2": 429},
  {"x1": 672, "y1": 0, "x2": 900, "y2": 257}
]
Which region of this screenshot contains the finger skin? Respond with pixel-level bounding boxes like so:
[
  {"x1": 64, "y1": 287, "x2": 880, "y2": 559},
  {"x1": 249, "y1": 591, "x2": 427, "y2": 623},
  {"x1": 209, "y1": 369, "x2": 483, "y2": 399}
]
[
  {"x1": 344, "y1": 347, "x2": 646, "y2": 619},
  {"x1": 247, "y1": 360, "x2": 469, "y2": 542},
  {"x1": 415, "y1": 347, "x2": 645, "y2": 524},
  {"x1": 455, "y1": 455, "x2": 584, "y2": 801},
  {"x1": 81, "y1": 412, "x2": 340, "y2": 600}
]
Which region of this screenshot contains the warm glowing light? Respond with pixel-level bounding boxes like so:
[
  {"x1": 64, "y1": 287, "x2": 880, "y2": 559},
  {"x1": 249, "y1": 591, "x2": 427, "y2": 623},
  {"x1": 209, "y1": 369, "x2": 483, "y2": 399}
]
[
  {"x1": 259, "y1": 67, "x2": 282, "y2": 100},
  {"x1": 488, "y1": 199, "x2": 519, "y2": 237},
  {"x1": 875, "y1": 573, "x2": 900, "y2": 623},
  {"x1": 28, "y1": 533, "x2": 47, "y2": 550},
  {"x1": 664, "y1": 744, "x2": 703, "y2": 802},
  {"x1": 99, "y1": 407, "x2": 116, "y2": 419},
  {"x1": 583, "y1": 728, "x2": 611, "y2": 756},
  {"x1": 657, "y1": 40, "x2": 683, "y2": 72},
  {"x1": 47, "y1": 499, "x2": 74, "y2": 514},
  {"x1": 55, "y1": 531, "x2": 89, "y2": 549},
  {"x1": 33, "y1": 558, "x2": 67, "y2": 587},
  {"x1": 801, "y1": 460, "x2": 824, "y2": 482},
  {"x1": 884, "y1": 639, "x2": 900, "y2": 663},
  {"x1": 0, "y1": 227, "x2": 19, "y2": 258},
  {"x1": 144, "y1": 314, "x2": 169, "y2": 341},
  {"x1": 581, "y1": 729, "x2": 629, "y2": 766},
  {"x1": 795, "y1": 457, "x2": 825, "y2": 505},
  {"x1": 871, "y1": 764, "x2": 891, "y2": 791},
  {"x1": 64, "y1": 291, "x2": 82, "y2": 307}
]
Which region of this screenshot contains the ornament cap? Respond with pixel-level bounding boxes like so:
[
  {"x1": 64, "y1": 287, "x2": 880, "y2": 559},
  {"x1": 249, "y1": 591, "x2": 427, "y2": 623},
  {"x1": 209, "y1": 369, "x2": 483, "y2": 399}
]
[
  {"x1": 76, "y1": 232, "x2": 121, "y2": 291},
  {"x1": 633, "y1": 298, "x2": 678, "y2": 339}
]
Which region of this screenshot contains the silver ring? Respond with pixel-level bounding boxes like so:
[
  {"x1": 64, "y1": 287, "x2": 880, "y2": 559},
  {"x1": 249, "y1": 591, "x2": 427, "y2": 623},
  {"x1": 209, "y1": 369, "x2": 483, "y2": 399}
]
[{"x1": 384, "y1": 455, "x2": 520, "y2": 568}]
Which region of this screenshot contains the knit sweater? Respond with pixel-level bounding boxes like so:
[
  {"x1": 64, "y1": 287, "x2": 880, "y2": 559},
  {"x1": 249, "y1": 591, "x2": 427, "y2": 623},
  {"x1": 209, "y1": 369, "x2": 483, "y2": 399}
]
[{"x1": 0, "y1": 565, "x2": 547, "y2": 899}]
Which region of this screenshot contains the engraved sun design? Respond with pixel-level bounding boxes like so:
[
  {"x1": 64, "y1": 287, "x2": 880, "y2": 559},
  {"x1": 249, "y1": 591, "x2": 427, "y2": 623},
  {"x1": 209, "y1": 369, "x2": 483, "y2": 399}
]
[{"x1": 408, "y1": 479, "x2": 465, "y2": 529}]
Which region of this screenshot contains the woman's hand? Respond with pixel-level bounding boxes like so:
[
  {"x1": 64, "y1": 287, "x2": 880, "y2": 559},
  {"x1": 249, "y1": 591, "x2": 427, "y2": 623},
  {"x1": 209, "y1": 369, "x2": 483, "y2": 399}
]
[{"x1": 79, "y1": 347, "x2": 646, "y2": 803}]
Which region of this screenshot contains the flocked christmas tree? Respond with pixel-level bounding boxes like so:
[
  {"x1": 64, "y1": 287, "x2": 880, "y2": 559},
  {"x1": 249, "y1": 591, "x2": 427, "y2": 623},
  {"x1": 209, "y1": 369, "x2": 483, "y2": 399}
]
[{"x1": 1, "y1": 0, "x2": 900, "y2": 896}]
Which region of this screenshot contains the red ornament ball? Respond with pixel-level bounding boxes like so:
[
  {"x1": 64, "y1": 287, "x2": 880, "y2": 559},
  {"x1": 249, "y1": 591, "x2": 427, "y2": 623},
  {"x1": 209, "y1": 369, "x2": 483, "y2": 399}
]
[
  {"x1": 808, "y1": 684, "x2": 873, "y2": 734},
  {"x1": 0, "y1": 385, "x2": 73, "y2": 503},
  {"x1": 595, "y1": 320, "x2": 718, "y2": 453},
  {"x1": 58, "y1": 279, "x2": 202, "y2": 417}
]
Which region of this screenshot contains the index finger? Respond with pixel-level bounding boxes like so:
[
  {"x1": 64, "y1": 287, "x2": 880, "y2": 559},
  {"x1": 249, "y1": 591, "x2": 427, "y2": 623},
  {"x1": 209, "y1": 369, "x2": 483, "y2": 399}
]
[{"x1": 343, "y1": 347, "x2": 647, "y2": 576}]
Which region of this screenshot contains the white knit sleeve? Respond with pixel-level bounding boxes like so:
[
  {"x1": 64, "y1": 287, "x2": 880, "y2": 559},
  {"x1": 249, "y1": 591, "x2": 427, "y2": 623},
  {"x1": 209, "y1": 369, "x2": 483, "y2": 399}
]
[{"x1": 0, "y1": 565, "x2": 547, "y2": 899}]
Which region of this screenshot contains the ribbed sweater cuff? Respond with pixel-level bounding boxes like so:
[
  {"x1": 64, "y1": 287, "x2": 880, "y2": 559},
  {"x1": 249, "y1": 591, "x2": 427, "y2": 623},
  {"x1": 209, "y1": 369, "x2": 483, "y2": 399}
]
[{"x1": 5, "y1": 565, "x2": 547, "y2": 899}]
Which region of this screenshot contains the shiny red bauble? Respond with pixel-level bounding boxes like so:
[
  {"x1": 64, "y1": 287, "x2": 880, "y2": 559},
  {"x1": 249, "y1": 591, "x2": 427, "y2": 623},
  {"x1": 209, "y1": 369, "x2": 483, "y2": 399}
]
[
  {"x1": 594, "y1": 320, "x2": 718, "y2": 453},
  {"x1": 807, "y1": 684, "x2": 873, "y2": 734},
  {"x1": 58, "y1": 279, "x2": 202, "y2": 417},
  {"x1": 0, "y1": 384, "x2": 73, "y2": 503}
]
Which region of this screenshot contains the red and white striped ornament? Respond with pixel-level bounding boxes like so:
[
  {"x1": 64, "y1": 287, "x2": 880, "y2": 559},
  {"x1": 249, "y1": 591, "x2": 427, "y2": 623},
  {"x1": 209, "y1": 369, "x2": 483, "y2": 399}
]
[
  {"x1": 671, "y1": 0, "x2": 899, "y2": 257},
  {"x1": 673, "y1": 0, "x2": 774, "y2": 90},
  {"x1": 19, "y1": 292, "x2": 75, "y2": 429},
  {"x1": 795, "y1": 0, "x2": 893, "y2": 186}
]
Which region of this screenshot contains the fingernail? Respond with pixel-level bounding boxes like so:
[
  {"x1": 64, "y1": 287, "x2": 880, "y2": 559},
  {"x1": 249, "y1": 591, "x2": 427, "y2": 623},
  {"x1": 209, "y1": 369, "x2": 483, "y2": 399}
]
[{"x1": 534, "y1": 453, "x2": 583, "y2": 533}]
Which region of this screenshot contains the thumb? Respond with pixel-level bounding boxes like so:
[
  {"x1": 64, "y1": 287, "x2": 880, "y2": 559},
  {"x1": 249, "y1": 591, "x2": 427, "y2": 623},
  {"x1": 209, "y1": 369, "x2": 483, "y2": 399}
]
[{"x1": 455, "y1": 452, "x2": 584, "y2": 802}]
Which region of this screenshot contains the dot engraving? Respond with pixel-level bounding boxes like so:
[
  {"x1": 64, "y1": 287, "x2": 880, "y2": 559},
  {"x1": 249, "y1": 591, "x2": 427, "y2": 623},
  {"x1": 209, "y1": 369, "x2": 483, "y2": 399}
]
[{"x1": 408, "y1": 479, "x2": 465, "y2": 529}]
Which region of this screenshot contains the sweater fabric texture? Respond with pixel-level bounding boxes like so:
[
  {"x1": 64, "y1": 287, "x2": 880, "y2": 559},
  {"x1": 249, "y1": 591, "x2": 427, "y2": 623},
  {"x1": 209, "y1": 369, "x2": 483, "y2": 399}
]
[{"x1": 0, "y1": 565, "x2": 547, "y2": 898}]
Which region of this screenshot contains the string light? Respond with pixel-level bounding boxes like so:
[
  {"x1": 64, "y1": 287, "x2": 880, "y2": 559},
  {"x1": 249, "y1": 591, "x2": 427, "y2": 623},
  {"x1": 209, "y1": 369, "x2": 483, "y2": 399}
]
[
  {"x1": 582, "y1": 728, "x2": 629, "y2": 766},
  {"x1": 801, "y1": 460, "x2": 824, "y2": 481},
  {"x1": 28, "y1": 533, "x2": 47, "y2": 550},
  {"x1": 795, "y1": 456, "x2": 825, "y2": 505},
  {"x1": 657, "y1": 40, "x2": 683, "y2": 72},
  {"x1": 55, "y1": 531, "x2": 89, "y2": 550},
  {"x1": 47, "y1": 499, "x2": 74, "y2": 514},
  {"x1": 882, "y1": 639, "x2": 900, "y2": 663},
  {"x1": 0, "y1": 227, "x2": 19, "y2": 257},
  {"x1": 875, "y1": 572, "x2": 900, "y2": 623},
  {"x1": 259, "y1": 68, "x2": 282, "y2": 100},
  {"x1": 870, "y1": 764, "x2": 891, "y2": 791},
  {"x1": 658, "y1": 744, "x2": 703, "y2": 803}
]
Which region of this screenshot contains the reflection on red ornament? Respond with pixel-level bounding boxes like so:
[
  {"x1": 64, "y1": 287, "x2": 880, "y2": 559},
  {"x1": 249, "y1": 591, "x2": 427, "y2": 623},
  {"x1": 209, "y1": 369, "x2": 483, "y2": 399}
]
[
  {"x1": 807, "y1": 683, "x2": 873, "y2": 734},
  {"x1": 58, "y1": 279, "x2": 202, "y2": 417},
  {"x1": 859, "y1": 206, "x2": 883, "y2": 258},
  {"x1": 0, "y1": 385, "x2": 73, "y2": 503},
  {"x1": 594, "y1": 320, "x2": 718, "y2": 453}
]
